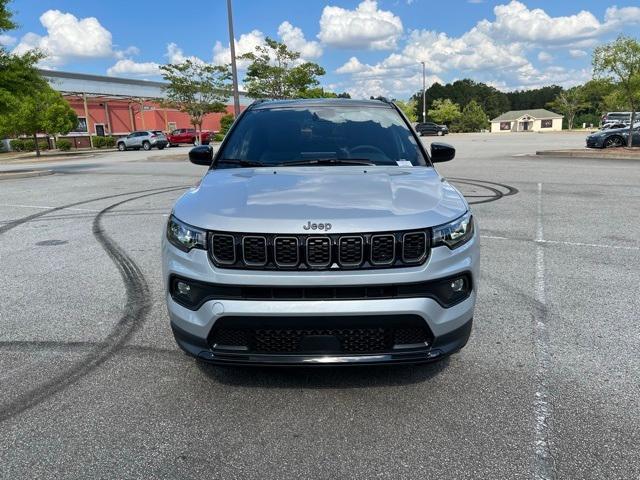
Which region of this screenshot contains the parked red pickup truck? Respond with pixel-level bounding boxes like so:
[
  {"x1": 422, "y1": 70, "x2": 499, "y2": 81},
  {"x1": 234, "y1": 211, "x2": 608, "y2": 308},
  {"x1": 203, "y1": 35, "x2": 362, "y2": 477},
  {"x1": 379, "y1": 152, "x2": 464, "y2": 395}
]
[{"x1": 166, "y1": 128, "x2": 212, "y2": 146}]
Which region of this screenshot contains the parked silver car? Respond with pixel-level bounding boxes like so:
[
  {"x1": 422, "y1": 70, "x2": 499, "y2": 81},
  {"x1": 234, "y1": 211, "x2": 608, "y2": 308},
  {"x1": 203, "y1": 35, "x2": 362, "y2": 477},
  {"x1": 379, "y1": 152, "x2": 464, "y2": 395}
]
[
  {"x1": 117, "y1": 130, "x2": 168, "y2": 151},
  {"x1": 162, "y1": 98, "x2": 479, "y2": 366}
]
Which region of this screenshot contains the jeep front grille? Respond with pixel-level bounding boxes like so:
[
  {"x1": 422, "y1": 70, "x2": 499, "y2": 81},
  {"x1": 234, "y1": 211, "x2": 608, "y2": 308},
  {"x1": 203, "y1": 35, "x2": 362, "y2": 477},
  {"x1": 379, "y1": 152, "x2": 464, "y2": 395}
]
[{"x1": 207, "y1": 229, "x2": 430, "y2": 270}]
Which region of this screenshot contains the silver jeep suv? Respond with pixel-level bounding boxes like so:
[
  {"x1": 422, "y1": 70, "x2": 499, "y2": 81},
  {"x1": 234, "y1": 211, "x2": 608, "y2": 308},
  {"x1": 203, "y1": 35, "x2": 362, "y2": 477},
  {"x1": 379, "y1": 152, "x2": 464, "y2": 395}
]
[
  {"x1": 117, "y1": 130, "x2": 168, "y2": 151},
  {"x1": 162, "y1": 99, "x2": 479, "y2": 366}
]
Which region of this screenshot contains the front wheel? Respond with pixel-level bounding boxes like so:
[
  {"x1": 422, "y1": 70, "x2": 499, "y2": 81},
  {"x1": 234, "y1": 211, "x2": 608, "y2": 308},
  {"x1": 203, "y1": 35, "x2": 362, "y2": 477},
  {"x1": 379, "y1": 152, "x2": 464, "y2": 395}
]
[
  {"x1": 117, "y1": 143, "x2": 126, "y2": 151},
  {"x1": 437, "y1": 131, "x2": 444, "y2": 136},
  {"x1": 604, "y1": 136, "x2": 623, "y2": 148},
  {"x1": 157, "y1": 145, "x2": 165, "y2": 150},
  {"x1": 142, "y1": 141, "x2": 151, "y2": 151}
]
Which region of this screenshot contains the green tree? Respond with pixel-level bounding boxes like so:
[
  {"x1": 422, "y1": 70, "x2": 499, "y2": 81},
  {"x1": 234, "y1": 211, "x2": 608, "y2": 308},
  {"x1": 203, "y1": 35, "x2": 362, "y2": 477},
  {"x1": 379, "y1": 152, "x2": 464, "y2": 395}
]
[
  {"x1": 395, "y1": 99, "x2": 418, "y2": 122},
  {"x1": 160, "y1": 59, "x2": 231, "y2": 144},
  {"x1": 593, "y1": 36, "x2": 640, "y2": 146},
  {"x1": 6, "y1": 85, "x2": 77, "y2": 156},
  {"x1": 455, "y1": 100, "x2": 489, "y2": 132},
  {"x1": 413, "y1": 79, "x2": 509, "y2": 122},
  {"x1": 547, "y1": 87, "x2": 590, "y2": 130},
  {"x1": 239, "y1": 37, "x2": 326, "y2": 99},
  {"x1": 428, "y1": 99, "x2": 462, "y2": 126},
  {"x1": 1, "y1": 1, "x2": 51, "y2": 140},
  {"x1": 0, "y1": 0, "x2": 16, "y2": 31}
]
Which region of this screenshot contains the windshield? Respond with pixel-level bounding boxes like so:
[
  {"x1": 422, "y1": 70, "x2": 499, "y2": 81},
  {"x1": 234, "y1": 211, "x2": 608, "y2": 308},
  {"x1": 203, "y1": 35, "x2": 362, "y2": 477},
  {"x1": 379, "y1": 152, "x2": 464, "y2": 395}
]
[{"x1": 217, "y1": 105, "x2": 427, "y2": 167}]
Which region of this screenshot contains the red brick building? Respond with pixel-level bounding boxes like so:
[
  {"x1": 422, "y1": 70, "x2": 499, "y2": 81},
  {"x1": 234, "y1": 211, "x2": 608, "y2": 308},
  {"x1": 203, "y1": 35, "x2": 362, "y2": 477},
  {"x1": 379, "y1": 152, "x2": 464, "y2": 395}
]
[{"x1": 41, "y1": 69, "x2": 250, "y2": 148}]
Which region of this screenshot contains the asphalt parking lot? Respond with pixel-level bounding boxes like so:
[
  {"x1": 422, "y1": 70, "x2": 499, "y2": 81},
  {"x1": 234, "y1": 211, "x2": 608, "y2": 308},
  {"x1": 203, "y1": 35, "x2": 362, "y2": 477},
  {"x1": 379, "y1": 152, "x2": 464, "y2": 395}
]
[{"x1": 0, "y1": 132, "x2": 638, "y2": 479}]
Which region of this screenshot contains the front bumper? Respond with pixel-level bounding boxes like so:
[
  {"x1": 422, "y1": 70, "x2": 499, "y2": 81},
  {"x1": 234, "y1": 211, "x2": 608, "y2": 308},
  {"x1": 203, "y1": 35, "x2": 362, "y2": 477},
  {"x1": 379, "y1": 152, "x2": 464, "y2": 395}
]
[
  {"x1": 163, "y1": 231, "x2": 479, "y2": 365},
  {"x1": 586, "y1": 137, "x2": 603, "y2": 148}
]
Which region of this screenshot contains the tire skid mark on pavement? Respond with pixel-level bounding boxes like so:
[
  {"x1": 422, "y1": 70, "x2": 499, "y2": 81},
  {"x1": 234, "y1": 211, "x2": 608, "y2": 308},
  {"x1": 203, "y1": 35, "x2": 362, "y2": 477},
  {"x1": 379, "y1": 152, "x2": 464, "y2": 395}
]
[
  {"x1": 0, "y1": 186, "x2": 187, "y2": 423},
  {"x1": 0, "y1": 184, "x2": 187, "y2": 236},
  {"x1": 447, "y1": 177, "x2": 519, "y2": 205}
]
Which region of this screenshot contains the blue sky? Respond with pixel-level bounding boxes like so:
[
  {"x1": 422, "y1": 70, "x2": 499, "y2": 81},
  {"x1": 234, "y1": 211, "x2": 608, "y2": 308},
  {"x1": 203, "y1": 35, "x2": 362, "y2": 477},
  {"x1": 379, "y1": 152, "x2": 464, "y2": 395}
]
[{"x1": 3, "y1": 0, "x2": 640, "y2": 98}]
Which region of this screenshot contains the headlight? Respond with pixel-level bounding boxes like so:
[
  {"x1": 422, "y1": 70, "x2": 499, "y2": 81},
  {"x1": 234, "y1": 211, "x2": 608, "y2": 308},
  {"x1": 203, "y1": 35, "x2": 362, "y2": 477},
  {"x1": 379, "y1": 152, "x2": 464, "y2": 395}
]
[
  {"x1": 432, "y1": 211, "x2": 474, "y2": 249},
  {"x1": 167, "y1": 215, "x2": 206, "y2": 252}
]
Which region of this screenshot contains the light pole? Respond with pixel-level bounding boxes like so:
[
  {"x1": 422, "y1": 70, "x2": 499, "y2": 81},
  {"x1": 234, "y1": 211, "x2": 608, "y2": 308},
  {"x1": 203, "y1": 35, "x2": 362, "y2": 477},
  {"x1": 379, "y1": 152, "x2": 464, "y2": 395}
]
[
  {"x1": 226, "y1": 0, "x2": 241, "y2": 117},
  {"x1": 421, "y1": 61, "x2": 426, "y2": 122}
]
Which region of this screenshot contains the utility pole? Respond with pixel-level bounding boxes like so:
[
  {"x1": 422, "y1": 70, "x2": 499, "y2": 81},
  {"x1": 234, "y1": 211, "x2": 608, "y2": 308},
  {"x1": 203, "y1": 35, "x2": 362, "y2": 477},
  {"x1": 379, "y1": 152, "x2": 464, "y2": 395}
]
[
  {"x1": 421, "y1": 61, "x2": 426, "y2": 123},
  {"x1": 227, "y1": 0, "x2": 241, "y2": 117}
]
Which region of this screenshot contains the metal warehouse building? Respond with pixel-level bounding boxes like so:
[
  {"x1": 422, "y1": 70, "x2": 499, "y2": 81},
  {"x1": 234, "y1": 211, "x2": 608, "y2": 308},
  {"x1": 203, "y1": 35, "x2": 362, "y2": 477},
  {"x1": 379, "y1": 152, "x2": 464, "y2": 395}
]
[{"x1": 41, "y1": 69, "x2": 252, "y2": 148}]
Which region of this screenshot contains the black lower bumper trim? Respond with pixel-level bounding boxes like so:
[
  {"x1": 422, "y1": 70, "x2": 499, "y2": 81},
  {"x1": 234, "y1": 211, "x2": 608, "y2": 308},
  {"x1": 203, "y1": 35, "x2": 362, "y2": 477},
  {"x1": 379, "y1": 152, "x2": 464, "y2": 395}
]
[{"x1": 171, "y1": 318, "x2": 472, "y2": 366}]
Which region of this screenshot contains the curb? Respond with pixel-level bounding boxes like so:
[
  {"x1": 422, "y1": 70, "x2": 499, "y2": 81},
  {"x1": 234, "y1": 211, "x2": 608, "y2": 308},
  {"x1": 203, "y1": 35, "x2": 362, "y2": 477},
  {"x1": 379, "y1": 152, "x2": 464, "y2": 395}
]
[
  {"x1": 0, "y1": 169, "x2": 54, "y2": 180},
  {"x1": 536, "y1": 149, "x2": 640, "y2": 160}
]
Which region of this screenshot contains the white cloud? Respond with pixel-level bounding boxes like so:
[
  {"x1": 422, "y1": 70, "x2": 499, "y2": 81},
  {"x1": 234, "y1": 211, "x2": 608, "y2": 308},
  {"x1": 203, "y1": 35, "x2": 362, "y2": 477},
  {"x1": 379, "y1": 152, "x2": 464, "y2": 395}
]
[
  {"x1": 213, "y1": 29, "x2": 266, "y2": 66},
  {"x1": 478, "y1": 1, "x2": 640, "y2": 46},
  {"x1": 0, "y1": 34, "x2": 16, "y2": 46},
  {"x1": 335, "y1": 1, "x2": 640, "y2": 95},
  {"x1": 336, "y1": 56, "x2": 368, "y2": 74},
  {"x1": 277, "y1": 21, "x2": 322, "y2": 59},
  {"x1": 537, "y1": 51, "x2": 553, "y2": 63},
  {"x1": 107, "y1": 59, "x2": 160, "y2": 77},
  {"x1": 569, "y1": 49, "x2": 588, "y2": 58},
  {"x1": 165, "y1": 42, "x2": 205, "y2": 64},
  {"x1": 12, "y1": 10, "x2": 115, "y2": 66},
  {"x1": 318, "y1": 0, "x2": 403, "y2": 50}
]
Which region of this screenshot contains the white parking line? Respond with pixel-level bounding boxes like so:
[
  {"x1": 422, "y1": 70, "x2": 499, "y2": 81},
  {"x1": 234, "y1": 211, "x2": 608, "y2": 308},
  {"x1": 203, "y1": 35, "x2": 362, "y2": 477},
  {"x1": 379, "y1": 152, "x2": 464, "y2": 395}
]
[{"x1": 534, "y1": 182, "x2": 555, "y2": 480}]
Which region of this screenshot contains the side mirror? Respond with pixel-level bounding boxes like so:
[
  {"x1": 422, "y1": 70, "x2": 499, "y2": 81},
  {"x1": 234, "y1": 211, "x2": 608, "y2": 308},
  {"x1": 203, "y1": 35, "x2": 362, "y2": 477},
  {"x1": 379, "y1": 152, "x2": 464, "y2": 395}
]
[
  {"x1": 189, "y1": 145, "x2": 213, "y2": 166},
  {"x1": 430, "y1": 142, "x2": 455, "y2": 163}
]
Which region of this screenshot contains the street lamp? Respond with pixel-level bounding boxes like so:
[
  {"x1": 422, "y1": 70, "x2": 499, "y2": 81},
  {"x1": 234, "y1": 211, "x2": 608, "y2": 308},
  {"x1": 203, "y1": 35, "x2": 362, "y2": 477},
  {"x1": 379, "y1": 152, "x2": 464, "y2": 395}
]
[
  {"x1": 226, "y1": 0, "x2": 241, "y2": 117},
  {"x1": 421, "y1": 61, "x2": 426, "y2": 123}
]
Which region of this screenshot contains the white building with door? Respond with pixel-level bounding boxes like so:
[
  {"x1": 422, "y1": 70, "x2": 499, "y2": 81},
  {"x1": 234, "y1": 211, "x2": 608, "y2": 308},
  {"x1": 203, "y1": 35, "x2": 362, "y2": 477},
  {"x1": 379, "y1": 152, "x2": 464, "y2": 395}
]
[{"x1": 490, "y1": 109, "x2": 563, "y2": 133}]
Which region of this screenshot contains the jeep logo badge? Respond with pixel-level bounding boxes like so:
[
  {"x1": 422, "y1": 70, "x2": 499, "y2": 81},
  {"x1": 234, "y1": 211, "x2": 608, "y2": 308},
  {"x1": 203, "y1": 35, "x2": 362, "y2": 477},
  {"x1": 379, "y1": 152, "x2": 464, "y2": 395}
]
[{"x1": 303, "y1": 221, "x2": 332, "y2": 231}]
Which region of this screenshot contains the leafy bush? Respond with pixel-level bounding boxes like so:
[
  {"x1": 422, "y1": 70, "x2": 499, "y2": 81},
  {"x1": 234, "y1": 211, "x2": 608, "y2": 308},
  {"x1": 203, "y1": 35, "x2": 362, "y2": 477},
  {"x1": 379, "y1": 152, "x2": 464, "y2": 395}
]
[
  {"x1": 213, "y1": 133, "x2": 225, "y2": 142},
  {"x1": 10, "y1": 139, "x2": 25, "y2": 151},
  {"x1": 220, "y1": 114, "x2": 235, "y2": 134},
  {"x1": 92, "y1": 136, "x2": 106, "y2": 148},
  {"x1": 104, "y1": 136, "x2": 116, "y2": 148},
  {"x1": 57, "y1": 139, "x2": 72, "y2": 151}
]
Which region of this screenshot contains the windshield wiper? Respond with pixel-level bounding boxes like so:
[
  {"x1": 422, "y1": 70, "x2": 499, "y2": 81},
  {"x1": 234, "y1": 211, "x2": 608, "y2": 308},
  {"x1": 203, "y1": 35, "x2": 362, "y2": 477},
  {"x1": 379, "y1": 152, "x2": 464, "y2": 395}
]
[
  {"x1": 217, "y1": 158, "x2": 266, "y2": 167},
  {"x1": 277, "y1": 158, "x2": 376, "y2": 166}
]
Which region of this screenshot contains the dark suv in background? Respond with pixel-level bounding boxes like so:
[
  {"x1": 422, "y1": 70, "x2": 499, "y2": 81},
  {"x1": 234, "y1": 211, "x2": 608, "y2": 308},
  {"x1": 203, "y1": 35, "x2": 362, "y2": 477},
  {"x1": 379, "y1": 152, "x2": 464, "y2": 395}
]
[{"x1": 415, "y1": 122, "x2": 449, "y2": 136}]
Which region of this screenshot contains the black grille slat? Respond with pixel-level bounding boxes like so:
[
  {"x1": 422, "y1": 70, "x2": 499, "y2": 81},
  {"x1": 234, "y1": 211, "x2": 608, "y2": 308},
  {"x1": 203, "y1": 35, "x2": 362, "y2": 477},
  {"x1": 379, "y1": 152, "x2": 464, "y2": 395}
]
[
  {"x1": 274, "y1": 237, "x2": 299, "y2": 267},
  {"x1": 371, "y1": 235, "x2": 395, "y2": 265},
  {"x1": 211, "y1": 234, "x2": 235, "y2": 264},
  {"x1": 402, "y1": 232, "x2": 427, "y2": 262},
  {"x1": 306, "y1": 237, "x2": 331, "y2": 266},
  {"x1": 243, "y1": 236, "x2": 267, "y2": 265},
  {"x1": 339, "y1": 236, "x2": 363, "y2": 266}
]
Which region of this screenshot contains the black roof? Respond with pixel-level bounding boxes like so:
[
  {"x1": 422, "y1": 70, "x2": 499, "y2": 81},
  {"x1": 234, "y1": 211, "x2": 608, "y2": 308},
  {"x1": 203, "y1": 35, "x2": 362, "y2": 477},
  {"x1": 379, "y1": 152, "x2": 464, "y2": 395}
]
[{"x1": 250, "y1": 98, "x2": 393, "y2": 110}]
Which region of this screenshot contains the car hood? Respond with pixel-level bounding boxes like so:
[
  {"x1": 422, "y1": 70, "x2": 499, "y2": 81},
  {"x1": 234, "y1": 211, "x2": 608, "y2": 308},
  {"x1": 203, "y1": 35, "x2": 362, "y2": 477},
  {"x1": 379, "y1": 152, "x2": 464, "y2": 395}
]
[{"x1": 173, "y1": 166, "x2": 468, "y2": 234}]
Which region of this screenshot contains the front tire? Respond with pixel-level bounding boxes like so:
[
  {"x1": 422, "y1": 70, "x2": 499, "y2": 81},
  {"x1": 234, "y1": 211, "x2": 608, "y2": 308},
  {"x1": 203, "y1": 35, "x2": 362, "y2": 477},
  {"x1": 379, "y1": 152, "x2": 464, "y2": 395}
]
[
  {"x1": 158, "y1": 145, "x2": 165, "y2": 150},
  {"x1": 604, "y1": 136, "x2": 623, "y2": 148},
  {"x1": 437, "y1": 131, "x2": 444, "y2": 136},
  {"x1": 117, "y1": 142, "x2": 126, "y2": 151},
  {"x1": 142, "y1": 141, "x2": 151, "y2": 151}
]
